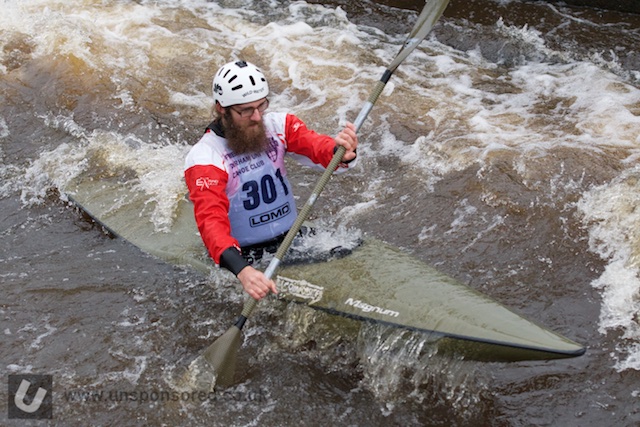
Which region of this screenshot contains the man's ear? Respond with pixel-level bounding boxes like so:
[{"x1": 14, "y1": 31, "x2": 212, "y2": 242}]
[{"x1": 214, "y1": 101, "x2": 225, "y2": 115}]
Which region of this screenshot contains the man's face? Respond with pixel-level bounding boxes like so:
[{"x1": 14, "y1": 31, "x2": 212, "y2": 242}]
[{"x1": 221, "y1": 98, "x2": 269, "y2": 155}]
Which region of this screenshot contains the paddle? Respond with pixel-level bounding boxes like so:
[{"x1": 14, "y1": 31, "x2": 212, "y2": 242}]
[{"x1": 195, "y1": 0, "x2": 451, "y2": 388}]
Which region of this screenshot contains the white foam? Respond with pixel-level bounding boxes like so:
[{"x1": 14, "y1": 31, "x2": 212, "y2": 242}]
[
  {"x1": 0, "y1": 116, "x2": 9, "y2": 139},
  {"x1": 577, "y1": 166, "x2": 640, "y2": 371},
  {"x1": 7, "y1": 363, "x2": 34, "y2": 373},
  {"x1": 357, "y1": 323, "x2": 484, "y2": 419},
  {"x1": 30, "y1": 323, "x2": 58, "y2": 350},
  {"x1": 18, "y1": 114, "x2": 190, "y2": 231}
]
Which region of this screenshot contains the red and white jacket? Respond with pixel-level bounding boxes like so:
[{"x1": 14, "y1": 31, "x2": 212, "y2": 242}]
[{"x1": 184, "y1": 112, "x2": 356, "y2": 271}]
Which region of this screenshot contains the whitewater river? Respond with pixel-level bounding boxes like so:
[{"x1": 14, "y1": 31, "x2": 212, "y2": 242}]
[{"x1": 1, "y1": 0, "x2": 639, "y2": 425}]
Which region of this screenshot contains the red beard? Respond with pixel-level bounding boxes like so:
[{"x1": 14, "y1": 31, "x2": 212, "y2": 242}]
[{"x1": 222, "y1": 109, "x2": 268, "y2": 155}]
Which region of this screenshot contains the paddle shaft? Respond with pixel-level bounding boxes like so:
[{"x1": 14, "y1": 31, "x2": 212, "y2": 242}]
[{"x1": 236, "y1": 0, "x2": 451, "y2": 323}]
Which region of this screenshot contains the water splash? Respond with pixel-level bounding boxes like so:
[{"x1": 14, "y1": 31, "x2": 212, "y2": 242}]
[
  {"x1": 17, "y1": 115, "x2": 189, "y2": 231},
  {"x1": 577, "y1": 166, "x2": 640, "y2": 371},
  {"x1": 357, "y1": 323, "x2": 487, "y2": 419},
  {"x1": 178, "y1": 356, "x2": 218, "y2": 392}
]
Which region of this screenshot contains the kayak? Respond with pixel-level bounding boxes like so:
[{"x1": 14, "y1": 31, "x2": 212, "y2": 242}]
[
  {"x1": 276, "y1": 240, "x2": 585, "y2": 362},
  {"x1": 65, "y1": 174, "x2": 585, "y2": 362}
]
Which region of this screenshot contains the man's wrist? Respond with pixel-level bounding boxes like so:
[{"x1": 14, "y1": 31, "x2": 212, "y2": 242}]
[{"x1": 219, "y1": 246, "x2": 250, "y2": 276}]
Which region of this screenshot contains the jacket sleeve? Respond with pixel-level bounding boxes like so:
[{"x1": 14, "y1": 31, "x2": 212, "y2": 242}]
[
  {"x1": 184, "y1": 164, "x2": 240, "y2": 266},
  {"x1": 284, "y1": 114, "x2": 356, "y2": 170}
]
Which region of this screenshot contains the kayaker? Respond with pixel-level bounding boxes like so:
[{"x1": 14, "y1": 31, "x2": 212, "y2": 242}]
[{"x1": 184, "y1": 60, "x2": 358, "y2": 301}]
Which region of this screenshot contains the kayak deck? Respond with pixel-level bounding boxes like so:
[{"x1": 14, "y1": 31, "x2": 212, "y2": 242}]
[{"x1": 276, "y1": 240, "x2": 585, "y2": 361}]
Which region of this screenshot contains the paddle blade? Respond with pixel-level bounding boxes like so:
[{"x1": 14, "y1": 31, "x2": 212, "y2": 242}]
[
  {"x1": 182, "y1": 325, "x2": 242, "y2": 390},
  {"x1": 199, "y1": 325, "x2": 242, "y2": 387}
]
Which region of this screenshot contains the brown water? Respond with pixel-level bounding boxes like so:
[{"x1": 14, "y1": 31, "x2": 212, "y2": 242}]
[{"x1": 1, "y1": 0, "x2": 640, "y2": 425}]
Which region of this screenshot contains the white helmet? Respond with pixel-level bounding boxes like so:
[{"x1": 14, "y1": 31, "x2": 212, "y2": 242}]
[{"x1": 212, "y1": 60, "x2": 269, "y2": 107}]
